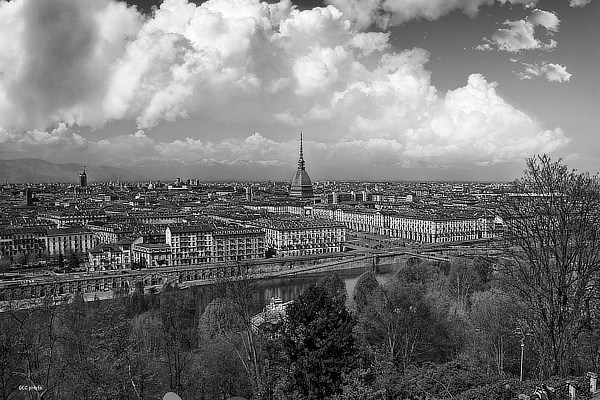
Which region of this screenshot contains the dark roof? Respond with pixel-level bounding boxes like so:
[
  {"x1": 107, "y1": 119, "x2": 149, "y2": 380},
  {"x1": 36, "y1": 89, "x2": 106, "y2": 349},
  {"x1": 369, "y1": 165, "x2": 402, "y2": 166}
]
[
  {"x1": 167, "y1": 225, "x2": 214, "y2": 234},
  {"x1": 46, "y1": 227, "x2": 92, "y2": 236},
  {"x1": 0, "y1": 226, "x2": 47, "y2": 236},
  {"x1": 252, "y1": 218, "x2": 345, "y2": 231},
  {"x1": 89, "y1": 243, "x2": 122, "y2": 254}
]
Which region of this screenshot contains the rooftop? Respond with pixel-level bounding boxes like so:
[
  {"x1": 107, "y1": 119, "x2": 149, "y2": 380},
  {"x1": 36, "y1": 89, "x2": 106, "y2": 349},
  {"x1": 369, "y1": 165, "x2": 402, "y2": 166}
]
[{"x1": 252, "y1": 218, "x2": 345, "y2": 231}]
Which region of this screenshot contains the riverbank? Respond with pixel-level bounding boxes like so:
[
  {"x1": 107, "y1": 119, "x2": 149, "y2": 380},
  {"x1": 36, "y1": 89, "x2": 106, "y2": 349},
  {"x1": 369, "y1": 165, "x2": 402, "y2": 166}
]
[{"x1": 1, "y1": 251, "x2": 406, "y2": 311}]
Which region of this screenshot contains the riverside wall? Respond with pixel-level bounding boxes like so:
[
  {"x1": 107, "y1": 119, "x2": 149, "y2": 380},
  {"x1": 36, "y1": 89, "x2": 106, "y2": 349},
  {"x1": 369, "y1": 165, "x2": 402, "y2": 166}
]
[{"x1": 0, "y1": 250, "x2": 439, "y2": 306}]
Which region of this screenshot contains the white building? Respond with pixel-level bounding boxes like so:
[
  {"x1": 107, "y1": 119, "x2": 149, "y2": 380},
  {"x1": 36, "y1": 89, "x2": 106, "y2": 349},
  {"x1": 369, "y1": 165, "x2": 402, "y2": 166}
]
[
  {"x1": 250, "y1": 217, "x2": 346, "y2": 258},
  {"x1": 132, "y1": 243, "x2": 172, "y2": 268},
  {"x1": 166, "y1": 225, "x2": 213, "y2": 266},
  {"x1": 87, "y1": 240, "x2": 132, "y2": 271},
  {"x1": 165, "y1": 225, "x2": 266, "y2": 266},
  {"x1": 44, "y1": 227, "x2": 94, "y2": 256}
]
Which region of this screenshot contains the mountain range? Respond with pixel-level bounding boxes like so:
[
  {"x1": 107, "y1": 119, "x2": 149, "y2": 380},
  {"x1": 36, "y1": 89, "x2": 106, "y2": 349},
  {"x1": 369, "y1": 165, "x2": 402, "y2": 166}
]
[
  {"x1": 0, "y1": 158, "x2": 144, "y2": 183},
  {"x1": 0, "y1": 158, "x2": 295, "y2": 183}
]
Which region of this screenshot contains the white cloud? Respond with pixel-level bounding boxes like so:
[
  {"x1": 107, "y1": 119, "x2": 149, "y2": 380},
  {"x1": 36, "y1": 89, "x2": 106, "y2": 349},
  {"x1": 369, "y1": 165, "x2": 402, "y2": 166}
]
[
  {"x1": 479, "y1": 9, "x2": 559, "y2": 52},
  {"x1": 327, "y1": 0, "x2": 537, "y2": 30},
  {"x1": 517, "y1": 62, "x2": 572, "y2": 82},
  {"x1": 569, "y1": 0, "x2": 592, "y2": 7},
  {"x1": 0, "y1": 123, "x2": 90, "y2": 161},
  {"x1": 474, "y1": 42, "x2": 493, "y2": 51},
  {"x1": 0, "y1": 0, "x2": 142, "y2": 130},
  {"x1": 0, "y1": 0, "x2": 571, "y2": 172},
  {"x1": 528, "y1": 9, "x2": 559, "y2": 32},
  {"x1": 350, "y1": 32, "x2": 390, "y2": 56}
]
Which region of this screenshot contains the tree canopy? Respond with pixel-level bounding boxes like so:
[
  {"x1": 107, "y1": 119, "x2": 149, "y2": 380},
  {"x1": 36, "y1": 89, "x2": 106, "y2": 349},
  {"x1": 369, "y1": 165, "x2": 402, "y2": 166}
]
[{"x1": 499, "y1": 154, "x2": 600, "y2": 377}]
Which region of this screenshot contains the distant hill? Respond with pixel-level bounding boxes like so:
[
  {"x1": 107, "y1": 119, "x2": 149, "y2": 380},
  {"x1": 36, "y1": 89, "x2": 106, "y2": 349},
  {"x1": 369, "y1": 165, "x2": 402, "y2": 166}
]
[
  {"x1": 128, "y1": 158, "x2": 293, "y2": 182},
  {"x1": 0, "y1": 158, "x2": 145, "y2": 183}
]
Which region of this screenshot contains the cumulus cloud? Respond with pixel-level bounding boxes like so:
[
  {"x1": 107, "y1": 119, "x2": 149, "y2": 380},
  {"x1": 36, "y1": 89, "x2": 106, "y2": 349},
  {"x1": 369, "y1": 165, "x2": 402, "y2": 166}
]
[
  {"x1": 0, "y1": 123, "x2": 89, "y2": 150},
  {"x1": 528, "y1": 9, "x2": 560, "y2": 32},
  {"x1": 480, "y1": 9, "x2": 559, "y2": 52},
  {"x1": 569, "y1": 0, "x2": 592, "y2": 7},
  {"x1": 326, "y1": 0, "x2": 537, "y2": 30},
  {"x1": 474, "y1": 42, "x2": 493, "y2": 51},
  {"x1": 517, "y1": 62, "x2": 572, "y2": 82},
  {"x1": 0, "y1": 0, "x2": 142, "y2": 130},
  {"x1": 0, "y1": 0, "x2": 571, "y2": 173}
]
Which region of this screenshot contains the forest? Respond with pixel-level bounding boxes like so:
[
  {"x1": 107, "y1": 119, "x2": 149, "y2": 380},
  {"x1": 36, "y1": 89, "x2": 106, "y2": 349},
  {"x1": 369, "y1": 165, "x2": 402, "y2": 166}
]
[{"x1": 1, "y1": 155, "x2": 599, "y2": 400}]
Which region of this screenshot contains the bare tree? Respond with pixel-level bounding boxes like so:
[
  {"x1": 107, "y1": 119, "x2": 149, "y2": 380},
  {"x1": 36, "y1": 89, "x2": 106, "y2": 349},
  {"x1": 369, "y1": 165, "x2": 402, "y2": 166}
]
[
  {"x1": 199, "y1": 274, "x2": 266, "y2": 396},
  {"x1": 1, "y1": 296, "x2": 65, "y2": 400},
  {"x1": 469, "y1": 289, "x2": 522, "y2": 375},
  {"x1": 499, "y1": 154, "x2": 600, "y2": 377}
]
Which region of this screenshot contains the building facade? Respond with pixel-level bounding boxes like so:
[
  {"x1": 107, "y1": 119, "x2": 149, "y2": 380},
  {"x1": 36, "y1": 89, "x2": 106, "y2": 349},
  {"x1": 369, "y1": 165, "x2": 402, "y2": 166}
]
[
  {"x1": 250, "y1": 217, "x2": 346, "y2": 258},
  {"x1": 0, "y1": 227, "x2": 47, "y2": 263},
  {"x1": 86, "y1": 221, "x2": 133, "y2": 245},
  {"x1": 166, "y1": 225, "x2": 266, "y2": 266},
  {"x1": 44, "y1": 227, "x2": 95, "y2": 256},
  {"x1": 38, "y1": 210, "x2": 108, "y2": 228},
  {"x1": 132, "y1": 243, "x2": 172, "y2": 268},
  {"x1": 88, "y1": 242, "x2": 131, "y2": 271},
  {"x1": 212, "y1": 227, "x2": 265, "y2": 263},
  {"x1": 166, "y1": 225, "x2": 214, "y2": 266}
]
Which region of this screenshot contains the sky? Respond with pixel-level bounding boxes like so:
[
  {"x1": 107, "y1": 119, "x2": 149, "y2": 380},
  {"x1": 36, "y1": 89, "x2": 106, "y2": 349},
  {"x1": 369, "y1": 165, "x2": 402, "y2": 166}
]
[{"x1": 0, "y1": 0, "x2": 597, "y2": 181}]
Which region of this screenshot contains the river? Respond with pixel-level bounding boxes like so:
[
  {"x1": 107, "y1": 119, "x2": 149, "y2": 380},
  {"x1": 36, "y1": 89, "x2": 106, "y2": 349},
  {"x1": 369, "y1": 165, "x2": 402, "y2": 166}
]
[{"x1": 255, "y1": 266, "x2": 396, "y2": 308}]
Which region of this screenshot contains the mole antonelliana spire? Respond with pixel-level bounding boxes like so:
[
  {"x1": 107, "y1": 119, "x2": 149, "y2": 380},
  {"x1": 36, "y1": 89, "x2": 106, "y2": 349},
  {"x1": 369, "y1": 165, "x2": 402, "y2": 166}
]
[{"x1": 289, "y1": 131, "x2": 314, "y2": 198}]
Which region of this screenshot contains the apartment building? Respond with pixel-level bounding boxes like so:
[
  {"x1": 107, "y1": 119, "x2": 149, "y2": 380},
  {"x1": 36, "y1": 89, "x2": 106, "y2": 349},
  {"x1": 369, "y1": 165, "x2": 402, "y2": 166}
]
[
  {"x1": 250, "y1": 217, "x2": 346, "y2": 258},
  {"x1": 86, "y1": 221, "x2": 133, "y2": 245},
  {"x1": 0, "y1": 227, "x2": 46, "y2": 262},
  {"x1": 38, "y1": 209, "x2": 108, "y2": 228},
  {"x1": 166, "y1": 225, "x2": 214, "y2": 266},
  {"x1": 212, "y1": 227, "x2": 265, "y2": 263},
  {"x1": 44, "y1": 227, "x2": 95, "y2": 256},
  {"x1": 88, "y1": 240, "x2": 132, "y2": 271},
  {"x1": 132, "y1": 243, "x2": 172, "y2": 268},
  {"x1": 388, "y1": 215, "x2": 481, "y2": 243}
]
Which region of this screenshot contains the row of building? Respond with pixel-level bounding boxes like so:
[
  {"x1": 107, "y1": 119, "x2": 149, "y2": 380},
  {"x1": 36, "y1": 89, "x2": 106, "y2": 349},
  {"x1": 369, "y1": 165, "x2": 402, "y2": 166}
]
[
  {"x1": 0, "y1": 216, "x2": 348, "y2": 271},
  {"x1": 245, "y1": 204, "x2": 501, "y2": 244},
  {"x1": 90, "y1": 218, "x2": 346, "y2": 270},
  {"x1": 0, "y1": 226, "x2": 95, "y2": 261}
]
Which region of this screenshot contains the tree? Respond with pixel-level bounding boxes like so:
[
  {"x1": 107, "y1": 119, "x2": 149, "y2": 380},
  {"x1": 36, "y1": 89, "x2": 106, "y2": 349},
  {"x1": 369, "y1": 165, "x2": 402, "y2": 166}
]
[
  {"x1": 353, "y1": 271, "x2": 380, "y2": 313},
  {"x1": 197, "y1": 323, "x2": 253, "y2": 399},
  {"x1": 129, "y1": 310, "x2": 165, "y2": 398},
  {"x1": 158, "y1": 285, "x2": 199, "y2": 394},
  {"x1": 200, "y1": 275, "x2": 266, "y2": 396},
  {"x1": 0, "y1": 312, "x2": 23, "y2": 399},
  {"x1": 448, "y1": 259, "x2": 481, "y2": 314},
  {"x1": 0, "y1": 256, "x2": 10, "y2": 275},
  {"x1": 2, "y1": 297, "x2": 63, "y2": 400},
  {"x1": 329, "y1": 368, "x2": 386, "y2": 400},
  {"x1": 469, "y1": 290, "x2": 522, "y2": 376},
  {"x1": 13, "y1": 252, "x2": 27, "y2": 267},
  {"x1": 499, "y1": 155, "x2": 600, "y2": 377},
  {"x1": 55, "y1": 297, "x2": 135, "y2": 399},
  {"x1": 276, "y1": 284, "x2": 356, "y2": 399},
  {"x1": 356, "y1": 281, "x2": 453, "y2": 373},
  {"x1": 67, "y1": 252, "x2": 80, "y2": 271},
  {"x1": 317, "y1": 272, "x2": 347, "y2": 306}
]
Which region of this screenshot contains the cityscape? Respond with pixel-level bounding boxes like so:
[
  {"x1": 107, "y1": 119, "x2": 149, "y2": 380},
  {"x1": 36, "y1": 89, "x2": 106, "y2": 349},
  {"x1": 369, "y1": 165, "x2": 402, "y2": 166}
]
[
  {"x1": 1, "y1": 135, "x2": 507, "y2": 301},
  {"x1": 0, "y1": 0, "x2": 598, "y2": 398}
]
